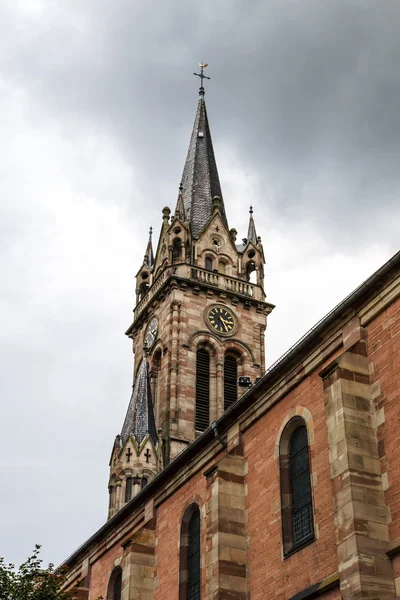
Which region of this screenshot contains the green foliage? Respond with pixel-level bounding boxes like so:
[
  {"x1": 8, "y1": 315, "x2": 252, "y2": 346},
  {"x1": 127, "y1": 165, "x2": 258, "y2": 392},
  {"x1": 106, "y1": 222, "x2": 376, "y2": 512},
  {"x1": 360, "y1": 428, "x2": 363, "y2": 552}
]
[{"x1": 0, "y1": 545, "x2": 73, "y2": 600}]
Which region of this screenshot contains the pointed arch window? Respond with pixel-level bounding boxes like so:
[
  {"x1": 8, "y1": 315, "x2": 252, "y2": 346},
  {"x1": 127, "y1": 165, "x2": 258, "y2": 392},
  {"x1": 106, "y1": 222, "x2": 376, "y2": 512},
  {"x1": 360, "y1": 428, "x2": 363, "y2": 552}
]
[
  {"x1": 179, "y1": 504, "x2": 201, "y2": 600},
  {"x1": 224, "y1": 354, "x2": 238, "y2": 410},
  {"x1": 280, "y1": 420, "x2": 314, "y2": 555},
  {"x1": 125, "y1": 477, "x2": 133, "y2": 503},
  {"x1": 195, "y1": 349, "x2": 210, "y2": 432}
]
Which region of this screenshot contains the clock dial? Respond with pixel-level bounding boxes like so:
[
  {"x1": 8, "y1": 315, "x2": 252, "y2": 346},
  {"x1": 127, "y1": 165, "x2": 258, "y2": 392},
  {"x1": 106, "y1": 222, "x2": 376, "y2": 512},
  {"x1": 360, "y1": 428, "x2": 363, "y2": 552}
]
[
  {"x1": 206, "y1": 306, "x2": 236, "y2": 336},
  {"x1": 144, "y1": 316, "x2": 158, "y2": 350}
]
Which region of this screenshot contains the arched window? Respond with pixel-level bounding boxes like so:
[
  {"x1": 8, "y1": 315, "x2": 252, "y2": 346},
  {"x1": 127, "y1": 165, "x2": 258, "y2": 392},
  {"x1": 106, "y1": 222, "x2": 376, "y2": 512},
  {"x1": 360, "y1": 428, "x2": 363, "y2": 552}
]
[
  {"x1": 172, "y1": 238, "x2": 181, "y2": 264},
  {"x1": 245, "y1": 261, "x2": 257, "y2": 284},
  {"x1": 106, "y1": 566, "x2": 122, "y2": 600},
  {"x1": 205, "y1": 256, "x2": 213, "y2": 271},
  {"x1": 195, "y1": 349, "x2": 210, "y2": 432},
  {"x1": 125, "y1": 477, "x2": 133, "y2": 502},
  {"x1": 224, "y1": 354, "x2": 237, "y2": 410},
  {"x1": 139, "y1": 281, "x2": 149, "y2": 301},
  {"x1": 179, "y1": 505, "x2": 201, "y2": 600},
  {"x1": 218, "y1": 261, "x2": 226, "y2": 274},
  {"x1": 280, "y1": 420, "x2": 314, "y2": 555},
  {"x1": 141, "y1": 476, "x2": 148, "y2": 489}
]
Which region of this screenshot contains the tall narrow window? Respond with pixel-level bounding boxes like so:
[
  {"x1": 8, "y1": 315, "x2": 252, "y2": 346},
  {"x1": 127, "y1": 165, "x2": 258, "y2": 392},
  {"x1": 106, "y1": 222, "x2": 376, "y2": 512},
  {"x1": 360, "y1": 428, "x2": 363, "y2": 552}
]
[
  {"x1": 218, "y1": 261, "x2": 226, "y2": 274},
  {"x1": 179, "y1": 505, "x2": 201, "y2": 600},
  {"x1": 172, "y1": 238, "x2": 181, "y2": 264},
  {"x1": 205, "y1": 256, "x2": 213, "y2": 271},
  {"x1": 187, "y1": 509, "x2": 201, "y2": 600},
  {"x1": 224, "y1": 354, "x2": 237, "y2": 410},
  {"x1": 195, "y1": 349, "x2": 210, "y2": 432},
  {"x1": 113, "y1": 572, "x2": 122, "y2": 600},
  {"x1": 289, "y1": 425, "x2": 313, "y2": 546},
  {"x1": 141, "y1": 476, "x2": 148, "y2": 489},
  {"x1": 125, "y1": 477, "x2": 133, "y2": 502}
]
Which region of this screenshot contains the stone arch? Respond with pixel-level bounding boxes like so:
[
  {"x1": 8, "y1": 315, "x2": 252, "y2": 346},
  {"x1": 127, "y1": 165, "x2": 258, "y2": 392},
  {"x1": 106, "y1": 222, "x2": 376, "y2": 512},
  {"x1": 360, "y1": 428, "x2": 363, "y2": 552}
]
[{"x1": 221, "y1": 338, "x2": 255, "y2": 365}]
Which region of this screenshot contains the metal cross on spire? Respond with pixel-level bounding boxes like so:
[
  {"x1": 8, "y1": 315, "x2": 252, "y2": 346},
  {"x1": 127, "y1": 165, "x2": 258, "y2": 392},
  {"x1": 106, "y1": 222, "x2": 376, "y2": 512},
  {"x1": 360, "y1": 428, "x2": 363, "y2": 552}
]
[{"x1": 193, "y1": 63, "x2": 210, "y2": 96}]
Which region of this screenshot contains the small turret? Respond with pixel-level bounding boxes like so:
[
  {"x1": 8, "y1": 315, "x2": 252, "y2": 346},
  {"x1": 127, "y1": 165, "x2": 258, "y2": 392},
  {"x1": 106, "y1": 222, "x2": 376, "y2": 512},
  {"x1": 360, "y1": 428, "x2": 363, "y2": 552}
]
[
  {"x1": 108, "y1": 357, "x2": 161, "y2": 519},
  {"x1": 247, "y1": 206, "x2": 257, "y2": 246}
]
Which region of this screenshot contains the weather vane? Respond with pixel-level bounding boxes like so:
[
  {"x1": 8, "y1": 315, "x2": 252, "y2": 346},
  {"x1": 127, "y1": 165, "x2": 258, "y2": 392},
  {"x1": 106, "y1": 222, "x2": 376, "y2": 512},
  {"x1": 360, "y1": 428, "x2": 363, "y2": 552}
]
[{"x1": 193, "y1": 63, "x2": 210, "y2": 95}]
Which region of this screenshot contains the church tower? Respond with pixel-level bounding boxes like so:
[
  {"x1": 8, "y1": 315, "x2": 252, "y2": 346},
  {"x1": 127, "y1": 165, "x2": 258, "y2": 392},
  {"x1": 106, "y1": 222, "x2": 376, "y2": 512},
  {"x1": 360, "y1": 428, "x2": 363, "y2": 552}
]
[{"x1": 108, "y1": 67, "x2": 274, "y2": 518}]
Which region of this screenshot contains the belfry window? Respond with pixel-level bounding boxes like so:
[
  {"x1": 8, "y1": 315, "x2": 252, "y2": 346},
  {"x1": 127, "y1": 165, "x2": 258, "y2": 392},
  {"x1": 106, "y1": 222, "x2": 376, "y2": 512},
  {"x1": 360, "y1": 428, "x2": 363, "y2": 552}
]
[
  {"x1": 280, "y1": 420, "x2": 314, "y2": 555},
  {"x1": 224, "y1": 354, "x2": 237, "y2": 410},
  {"x1": 195, "y1": 349, "x2": 210, "y2": 432},
  {"x1": 125, "y1": 477, "x2": 133, "y2": 503}
]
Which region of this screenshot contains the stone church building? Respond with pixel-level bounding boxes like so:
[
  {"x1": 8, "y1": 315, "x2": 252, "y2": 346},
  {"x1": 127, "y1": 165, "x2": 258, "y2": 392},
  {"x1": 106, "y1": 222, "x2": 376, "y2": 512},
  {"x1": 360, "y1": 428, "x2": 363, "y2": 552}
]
[{"x1": 62, "y1": 79, "x2": 400, "y2": 600}]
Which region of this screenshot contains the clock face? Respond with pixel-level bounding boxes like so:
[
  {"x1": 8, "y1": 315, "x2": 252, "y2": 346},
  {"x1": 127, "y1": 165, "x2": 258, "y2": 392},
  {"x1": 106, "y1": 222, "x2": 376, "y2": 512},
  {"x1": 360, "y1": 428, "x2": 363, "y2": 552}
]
[
  {"x1": 144, "y1": 316, "x2": 158, "y2": 350},
  {"x1": 206, "y1": 305, "x2": 236, "y2": 336}
]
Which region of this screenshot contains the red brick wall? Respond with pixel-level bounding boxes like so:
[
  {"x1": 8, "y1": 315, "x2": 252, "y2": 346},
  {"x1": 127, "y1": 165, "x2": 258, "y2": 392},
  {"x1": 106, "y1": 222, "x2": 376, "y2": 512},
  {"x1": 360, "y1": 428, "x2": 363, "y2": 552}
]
[
  {"x1": 90, "y1": 543, "x2": 123, "y2": 600},
  {"x1": 154, "y1": 474, "x2": 208, "y2": 600},
  {"x1": 368, "y1": 295, "x2": 400, "y2": 540},
  {"x1": 245, "y1": 369, "x2": 338, "y2": 599}
]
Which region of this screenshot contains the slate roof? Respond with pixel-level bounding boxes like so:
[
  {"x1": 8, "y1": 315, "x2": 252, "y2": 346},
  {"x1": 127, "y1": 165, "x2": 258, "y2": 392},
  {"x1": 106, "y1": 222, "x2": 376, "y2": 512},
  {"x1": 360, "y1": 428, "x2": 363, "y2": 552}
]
[
  {"x1": 180, "y1": 93, "x2": 228, "y2": 238},
  {"x1": 120, "y1": 357, "x2": 157, "y2": 447}
]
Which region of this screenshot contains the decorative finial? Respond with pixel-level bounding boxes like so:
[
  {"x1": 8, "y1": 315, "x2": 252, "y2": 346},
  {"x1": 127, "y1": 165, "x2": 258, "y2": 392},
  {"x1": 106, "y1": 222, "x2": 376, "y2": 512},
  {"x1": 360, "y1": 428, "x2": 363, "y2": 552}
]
[
  {"x1": 149, "y1": 226, "x2": 153, "y2": 238},
  {"x1": 193, "y1": 63, "x2": 210, "y2": 96},
  {"x1": 179, "y1": 182, "x2": 183, "y2": 193},
  {"x1": 249, "y1": 205, "x2": 253, "y2": 215}
]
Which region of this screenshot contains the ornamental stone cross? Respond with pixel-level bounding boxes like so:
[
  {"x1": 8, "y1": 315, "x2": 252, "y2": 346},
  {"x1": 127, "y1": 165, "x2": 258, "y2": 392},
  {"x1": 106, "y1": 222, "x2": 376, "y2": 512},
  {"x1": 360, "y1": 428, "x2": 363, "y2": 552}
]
[
  {"x1": 126, "y1": 448, "x2": 132, "y2": 462},
  {"x1": 144, "y1": 448, "x2": 151, "y2": 463}
]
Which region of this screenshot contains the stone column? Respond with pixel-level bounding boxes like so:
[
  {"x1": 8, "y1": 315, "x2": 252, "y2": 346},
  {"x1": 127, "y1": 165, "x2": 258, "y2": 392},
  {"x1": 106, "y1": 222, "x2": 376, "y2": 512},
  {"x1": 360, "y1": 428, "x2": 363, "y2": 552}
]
[
  {"x1": 214, "y1": 359, "x2": 223, "y2": 421},
  {"x1": 204, "y1": 424, "x2": 247, "y2": 599},
  {"x1": 320, "y1": 325, "x2": 395, "y2": 600},
  {"x1": 121, "y1": 501, "x2": 156, "y2": 600}
]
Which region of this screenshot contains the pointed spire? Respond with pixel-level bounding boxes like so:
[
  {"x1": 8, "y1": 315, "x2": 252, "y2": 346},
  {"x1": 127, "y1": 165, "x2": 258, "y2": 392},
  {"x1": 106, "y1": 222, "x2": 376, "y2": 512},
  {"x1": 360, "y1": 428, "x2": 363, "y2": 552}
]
[
  {"x1": 174, "y1": 182, "x2": 186, "y2": 221},
  {"x1": 143, "y1": 227, "x2": 154, "y2": 267},
  {"x1": 120, "y1": 357, "x2": 157, "y2": 447},
  {"x1": 247, "y1": 205, "x2": 257, "y2": 246},
  {"x1": 180, "y1": 93, "x2": 228, "y2": 237}
]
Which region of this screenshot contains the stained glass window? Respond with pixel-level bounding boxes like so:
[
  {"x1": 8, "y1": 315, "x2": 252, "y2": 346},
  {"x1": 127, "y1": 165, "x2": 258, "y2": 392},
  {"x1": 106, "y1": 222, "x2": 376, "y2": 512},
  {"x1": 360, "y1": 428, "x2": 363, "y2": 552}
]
[
  {"x1": 187, "y1": 509, "x2": 201, "y2": 600},
  {"x1": 113, "y1": 571, "x2": 122, "y2": 600},
  {"x1": 289, "y1": 425, "x2": 313, "y2": 546}
]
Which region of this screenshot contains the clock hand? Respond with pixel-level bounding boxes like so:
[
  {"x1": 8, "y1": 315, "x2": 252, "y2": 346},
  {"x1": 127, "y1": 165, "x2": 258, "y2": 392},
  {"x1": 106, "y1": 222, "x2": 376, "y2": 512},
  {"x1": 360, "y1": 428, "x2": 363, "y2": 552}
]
[
  {"x1": 221, "y1": 317, "x2": 231, "y2": 328},
  {"x1": 220, "y1": 319, "x2": 229, "y2": 332}
]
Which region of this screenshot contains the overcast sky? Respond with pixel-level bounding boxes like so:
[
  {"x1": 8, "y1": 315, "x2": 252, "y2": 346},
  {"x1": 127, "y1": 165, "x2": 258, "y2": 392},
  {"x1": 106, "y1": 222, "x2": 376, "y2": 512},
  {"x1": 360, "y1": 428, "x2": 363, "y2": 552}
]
[{"x1": 1, "y1": 0, "x2": 399, "y2": 569}]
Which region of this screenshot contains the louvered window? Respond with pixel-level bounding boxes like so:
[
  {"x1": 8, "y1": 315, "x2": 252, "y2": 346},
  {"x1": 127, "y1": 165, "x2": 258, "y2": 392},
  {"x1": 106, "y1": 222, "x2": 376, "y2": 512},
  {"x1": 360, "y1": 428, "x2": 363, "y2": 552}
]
[
  {"x1": 195, "y1": 349, "x2": 210, "y2": 432},
  {"x1": 224, "y1": 354, "x2": 237, "y2": 410},
  {"x1": 187, "y1": 509, "x2": 201, "y2": 600},
  {"x1": 290, "y1": 426, "x2": 313, "y2": 546},
  {"x1": 113, "y1": 572, "x2": 122, "y2": 600},
  {"x1": 125, "y1": 477, "x2": 133, "y2": 502}
]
